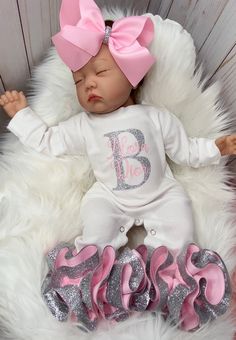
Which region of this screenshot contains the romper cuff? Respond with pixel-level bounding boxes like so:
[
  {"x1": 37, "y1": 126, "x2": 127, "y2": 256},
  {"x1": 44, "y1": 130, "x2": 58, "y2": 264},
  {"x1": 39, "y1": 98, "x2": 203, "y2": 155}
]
[{"x1": 7, "y1": 106, "x2": 46, "y2": 139}]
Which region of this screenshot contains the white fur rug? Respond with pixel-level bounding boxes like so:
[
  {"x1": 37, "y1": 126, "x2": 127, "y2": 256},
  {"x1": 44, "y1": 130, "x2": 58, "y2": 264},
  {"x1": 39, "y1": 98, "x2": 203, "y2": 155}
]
[{"x1": 0, "y1": 12, "x2": 235, "y2": 340}]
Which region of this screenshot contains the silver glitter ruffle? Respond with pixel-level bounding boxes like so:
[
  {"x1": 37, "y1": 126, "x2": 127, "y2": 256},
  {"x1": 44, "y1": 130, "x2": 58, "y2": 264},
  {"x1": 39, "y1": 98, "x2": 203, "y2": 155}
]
[{"x1": 41, "y1": 243, "x2": 231, "y2": 332}]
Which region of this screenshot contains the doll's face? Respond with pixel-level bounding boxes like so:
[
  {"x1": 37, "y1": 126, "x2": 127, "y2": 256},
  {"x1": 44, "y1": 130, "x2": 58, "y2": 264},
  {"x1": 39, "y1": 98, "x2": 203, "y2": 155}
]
[{"x1": 73, "y1": 44, "x2": 134, "y2": 114}]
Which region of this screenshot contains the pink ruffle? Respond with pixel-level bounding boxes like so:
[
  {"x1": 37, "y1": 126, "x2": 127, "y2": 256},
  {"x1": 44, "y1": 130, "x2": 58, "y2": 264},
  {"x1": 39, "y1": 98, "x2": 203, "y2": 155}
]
[{"x1": 42, "y1": 243, "x2": 231, "y2": 332}]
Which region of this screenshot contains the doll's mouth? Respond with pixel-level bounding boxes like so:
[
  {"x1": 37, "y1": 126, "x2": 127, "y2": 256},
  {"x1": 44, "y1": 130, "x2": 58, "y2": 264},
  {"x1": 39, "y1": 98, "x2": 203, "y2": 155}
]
[{"x1": 88, "y1": 95, "x2": 102, "y2": 102}]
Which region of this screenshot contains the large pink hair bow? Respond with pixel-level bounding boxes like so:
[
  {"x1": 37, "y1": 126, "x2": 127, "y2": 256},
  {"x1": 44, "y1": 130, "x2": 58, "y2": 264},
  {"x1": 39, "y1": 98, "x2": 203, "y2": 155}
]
[{"x1": 52, "y1": 0, "x2": 156, "y2": 87}]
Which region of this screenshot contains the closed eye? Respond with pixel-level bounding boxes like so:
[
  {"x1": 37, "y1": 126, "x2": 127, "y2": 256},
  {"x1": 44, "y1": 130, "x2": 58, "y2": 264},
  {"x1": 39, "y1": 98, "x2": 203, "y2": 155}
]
[
  {"x1": 97, "y1": 70, "x2": 107, "y2": 75},
  {"x1": 74, "y1": 79, "x2": 83, "y2": 85}
]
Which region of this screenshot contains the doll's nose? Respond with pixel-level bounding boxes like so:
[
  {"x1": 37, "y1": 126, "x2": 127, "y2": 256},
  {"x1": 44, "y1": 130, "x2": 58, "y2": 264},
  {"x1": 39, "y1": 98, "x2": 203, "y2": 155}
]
[{"x1": 85, "y1": 76, "x2": 97, "y2": 89}]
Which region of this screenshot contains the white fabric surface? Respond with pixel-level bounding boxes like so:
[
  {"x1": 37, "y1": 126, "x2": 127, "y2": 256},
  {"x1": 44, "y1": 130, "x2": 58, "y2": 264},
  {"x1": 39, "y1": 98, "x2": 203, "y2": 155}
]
[
  {"x1": 0, "y1": 12, "x2": 235, "y2": 340},
  {"x1": 7, "y1": 104, "x2": 221, "y2": 251}
]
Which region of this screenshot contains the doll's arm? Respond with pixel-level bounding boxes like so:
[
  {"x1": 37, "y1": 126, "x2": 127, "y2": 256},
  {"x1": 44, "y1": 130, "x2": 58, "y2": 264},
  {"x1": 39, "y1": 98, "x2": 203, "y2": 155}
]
[
  {"x1": 156, "y1": 109, "x2": 221, "y2": 168},
  {"x1": 0, "y1": 90, "x2": 85, "y2": 156},
  {"x1": 0, "y1": 91, "x2": 27, "y2": 118},
  {"x1": 215, "y1": 135, "x2": 236, "y2": 156}
]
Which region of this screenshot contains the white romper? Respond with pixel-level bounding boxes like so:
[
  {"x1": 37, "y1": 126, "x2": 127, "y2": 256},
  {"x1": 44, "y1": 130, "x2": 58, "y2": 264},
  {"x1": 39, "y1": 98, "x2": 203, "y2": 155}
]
[{"x1": 8, "y1": 104, "x2": 221, "y2": 250}]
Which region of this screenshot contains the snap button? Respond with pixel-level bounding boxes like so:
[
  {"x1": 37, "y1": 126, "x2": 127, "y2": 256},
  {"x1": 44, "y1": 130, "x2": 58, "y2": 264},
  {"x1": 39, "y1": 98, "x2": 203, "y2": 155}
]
[
  {"x1": 150, "y1": 229, "x2": 156, "y2": 236},
  {"x1": 134, "y1": 218, "x2": 143, "y2": 226},
  {"x1": 120, "y1": 226, "x2": 125, "y2": 233}
]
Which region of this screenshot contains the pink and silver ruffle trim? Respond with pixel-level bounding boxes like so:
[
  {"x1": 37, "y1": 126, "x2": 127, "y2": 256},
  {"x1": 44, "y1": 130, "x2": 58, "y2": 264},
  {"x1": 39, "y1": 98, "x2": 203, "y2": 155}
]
[{"x1": 41, "y1": 243, "x2": 231, "y2": 332}]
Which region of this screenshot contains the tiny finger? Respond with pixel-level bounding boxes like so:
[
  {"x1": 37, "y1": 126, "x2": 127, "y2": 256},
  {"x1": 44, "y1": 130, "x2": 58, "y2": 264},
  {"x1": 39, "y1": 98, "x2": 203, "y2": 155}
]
[
  {"x1": 19, "y1": 91, "x2": 25, "y2": 99},
  {"x1": 5, "y1": 91, "x2": 14, "y2": 102},
  {"x1": 1, "y1": 94, "x2": 9, "y2": 104},
  {"x1": 12, "y1": 90, "x2": 19, "y2": 100}
]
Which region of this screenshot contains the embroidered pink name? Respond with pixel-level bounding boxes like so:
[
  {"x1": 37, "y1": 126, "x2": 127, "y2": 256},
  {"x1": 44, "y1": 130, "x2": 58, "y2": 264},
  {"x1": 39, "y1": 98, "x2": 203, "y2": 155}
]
[{"x1": 107, "y1": 135, "x2": 149, "y2": 159}]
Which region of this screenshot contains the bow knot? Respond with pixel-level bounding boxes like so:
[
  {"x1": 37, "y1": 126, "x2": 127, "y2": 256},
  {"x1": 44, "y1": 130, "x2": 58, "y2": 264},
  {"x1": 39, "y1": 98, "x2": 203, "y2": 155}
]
[
  {"x1": 52, "y1": 0, "x2": 155, "y2": 86},
  {"x1": 103, "y1": 26, "x2": 112, "y2": 44}
]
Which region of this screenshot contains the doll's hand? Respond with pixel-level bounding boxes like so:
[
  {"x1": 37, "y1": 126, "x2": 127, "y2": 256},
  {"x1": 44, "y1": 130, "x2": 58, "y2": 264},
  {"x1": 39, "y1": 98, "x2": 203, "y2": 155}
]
[
  {"x1": 215, "y1": 135, "x2": 236, "y2": 156},
  {"x1": 0, "y1": 90, "x2": 28, "y2": 118}
]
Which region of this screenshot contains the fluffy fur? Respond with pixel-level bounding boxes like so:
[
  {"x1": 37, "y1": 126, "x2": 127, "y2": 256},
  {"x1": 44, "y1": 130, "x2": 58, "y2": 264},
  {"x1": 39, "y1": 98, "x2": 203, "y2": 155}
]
[{"x1": 0, "y1": 12, "x2": 235, "y2": 339}]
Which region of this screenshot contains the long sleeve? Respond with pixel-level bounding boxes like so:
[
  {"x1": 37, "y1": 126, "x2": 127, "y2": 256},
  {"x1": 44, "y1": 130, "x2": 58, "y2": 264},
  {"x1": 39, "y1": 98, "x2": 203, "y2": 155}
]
[
  {"x1": 157, "y1": 109, "x2": 221, "y2": 168},
  {"x1": 7, "y1": 107, "x2": 85, "y2": 156}
]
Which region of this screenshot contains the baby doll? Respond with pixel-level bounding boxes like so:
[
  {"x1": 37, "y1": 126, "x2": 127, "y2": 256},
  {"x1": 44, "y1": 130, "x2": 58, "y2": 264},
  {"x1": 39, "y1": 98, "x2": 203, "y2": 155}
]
[
  {"x1": 1, "y1": 13, "x2": 236, "y2": 253},
  {"x1": 0, "y1": 0, "x2": 234, "y2": 332}
]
